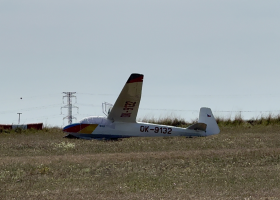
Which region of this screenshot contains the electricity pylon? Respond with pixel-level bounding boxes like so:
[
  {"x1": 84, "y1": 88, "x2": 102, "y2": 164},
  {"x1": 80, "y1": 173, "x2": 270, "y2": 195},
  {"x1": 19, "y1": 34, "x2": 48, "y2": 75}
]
[{"x1": 61, "y1": 92, "x2": 79, "y2": 125}]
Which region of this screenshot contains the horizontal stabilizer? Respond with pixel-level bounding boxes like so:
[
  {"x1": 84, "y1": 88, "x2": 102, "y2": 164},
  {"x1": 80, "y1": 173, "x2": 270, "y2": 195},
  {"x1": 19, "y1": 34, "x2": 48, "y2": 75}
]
[{"x1": 187, "y1": 123, "x2": 207, "y2": 132}]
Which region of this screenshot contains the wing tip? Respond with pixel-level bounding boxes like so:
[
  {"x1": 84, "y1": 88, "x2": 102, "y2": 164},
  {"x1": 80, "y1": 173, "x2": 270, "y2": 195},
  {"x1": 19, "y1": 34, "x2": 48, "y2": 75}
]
[{"x1": 126, "y1": 73, "x2": 144, "y2": 83}]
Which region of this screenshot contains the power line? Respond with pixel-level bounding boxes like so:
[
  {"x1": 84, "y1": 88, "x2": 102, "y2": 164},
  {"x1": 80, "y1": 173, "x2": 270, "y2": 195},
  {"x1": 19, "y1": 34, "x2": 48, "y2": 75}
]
[
  {"x1": 77, "y1": 92, "x2": 280, "y2": 98},
  {"x1": 0, "y1": 104, "x2": 62, "y2": 114}
]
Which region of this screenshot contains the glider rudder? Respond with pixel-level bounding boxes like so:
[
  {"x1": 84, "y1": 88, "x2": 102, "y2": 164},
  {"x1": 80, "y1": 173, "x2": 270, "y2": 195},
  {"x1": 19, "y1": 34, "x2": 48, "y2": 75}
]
[{"x1": 198, "y1": 107, "x2": 220, "y2": 136}]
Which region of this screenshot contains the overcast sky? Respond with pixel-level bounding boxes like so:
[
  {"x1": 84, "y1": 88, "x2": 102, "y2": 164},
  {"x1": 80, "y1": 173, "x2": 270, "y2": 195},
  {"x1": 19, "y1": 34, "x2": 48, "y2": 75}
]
[{"x1": 1, "y1": 0, "x2": 280, "y2": 127}]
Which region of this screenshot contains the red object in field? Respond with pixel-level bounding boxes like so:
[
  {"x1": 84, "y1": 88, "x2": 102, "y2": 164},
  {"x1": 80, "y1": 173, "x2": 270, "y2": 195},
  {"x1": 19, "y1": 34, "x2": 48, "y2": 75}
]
[
  {"x1": 0, "y1": 123, "x2": 43, "y2": 130},
  {"x1": 0, "y1": 125, "x2": 12, "y2": 129},
  {"x1": 27, "y1": 123, "x2": 43, "y2": 130}
]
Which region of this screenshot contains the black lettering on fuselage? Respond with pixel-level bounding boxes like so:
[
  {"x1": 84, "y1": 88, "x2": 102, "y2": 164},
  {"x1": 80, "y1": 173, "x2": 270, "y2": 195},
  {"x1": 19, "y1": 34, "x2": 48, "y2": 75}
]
[
  {"x1": 144, "y1": 126, "x2": 149, "y2": 132},
  {"x1": 140, "y1": 126, "x2": 149, "y2": 132}
]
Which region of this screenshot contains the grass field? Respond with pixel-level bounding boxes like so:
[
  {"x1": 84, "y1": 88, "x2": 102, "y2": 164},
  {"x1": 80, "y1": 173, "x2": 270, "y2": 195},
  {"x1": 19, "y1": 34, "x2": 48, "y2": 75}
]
[{"x1": 1, "y1": 121, "x2": 280, "y2": 199}]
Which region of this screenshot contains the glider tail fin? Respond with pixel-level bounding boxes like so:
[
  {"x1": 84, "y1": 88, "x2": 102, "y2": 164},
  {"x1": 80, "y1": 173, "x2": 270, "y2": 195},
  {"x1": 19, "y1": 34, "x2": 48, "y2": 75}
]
[{"x1": 198, "y1": 107, "x2": 220, "y2": 136}]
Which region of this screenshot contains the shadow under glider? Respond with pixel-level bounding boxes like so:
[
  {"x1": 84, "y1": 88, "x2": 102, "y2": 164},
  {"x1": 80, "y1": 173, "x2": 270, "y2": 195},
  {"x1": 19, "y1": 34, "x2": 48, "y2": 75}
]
[{"x1": 63, "y1": 73, "x2": 220, "y2": 140}]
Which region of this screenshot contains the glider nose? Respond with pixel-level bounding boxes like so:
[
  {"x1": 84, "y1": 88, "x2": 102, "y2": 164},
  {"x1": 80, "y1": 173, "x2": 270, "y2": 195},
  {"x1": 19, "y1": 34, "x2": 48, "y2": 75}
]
[{"x1": 63, "y1": 123, "x2": 82, "y2": 133}]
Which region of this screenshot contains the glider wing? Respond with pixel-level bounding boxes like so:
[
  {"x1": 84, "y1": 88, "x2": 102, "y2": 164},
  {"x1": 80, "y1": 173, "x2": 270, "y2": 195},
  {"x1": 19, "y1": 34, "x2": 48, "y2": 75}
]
[{"x1": 107, "y1": 73, "x2": 144, "y2": 123}]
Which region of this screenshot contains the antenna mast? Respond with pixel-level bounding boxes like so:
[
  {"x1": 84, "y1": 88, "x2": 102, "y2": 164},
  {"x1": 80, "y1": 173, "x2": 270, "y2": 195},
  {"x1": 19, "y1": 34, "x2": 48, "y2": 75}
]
[{"x1": 61, "y1": 92, "x2": 79, "y2": 125}]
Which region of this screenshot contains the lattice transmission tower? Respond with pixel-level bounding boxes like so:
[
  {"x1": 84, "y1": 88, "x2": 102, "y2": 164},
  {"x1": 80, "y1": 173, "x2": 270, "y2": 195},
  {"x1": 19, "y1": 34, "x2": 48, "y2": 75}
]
[{"x1": 61, "y1": 92, "x2": 79, "y2": 125}]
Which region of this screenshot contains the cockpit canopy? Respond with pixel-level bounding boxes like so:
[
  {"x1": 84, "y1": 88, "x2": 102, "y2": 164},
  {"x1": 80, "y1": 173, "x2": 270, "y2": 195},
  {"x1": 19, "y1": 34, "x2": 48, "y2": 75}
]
[{"x1": 79, "y1": 116, "x2": 113, "y2": 126}]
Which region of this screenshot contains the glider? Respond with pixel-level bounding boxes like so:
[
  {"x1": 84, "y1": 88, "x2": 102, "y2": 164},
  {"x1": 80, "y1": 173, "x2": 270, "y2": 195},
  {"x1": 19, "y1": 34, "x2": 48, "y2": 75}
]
[{"x1": 63, "y1": 73, "x2": 220, "y2": 140}]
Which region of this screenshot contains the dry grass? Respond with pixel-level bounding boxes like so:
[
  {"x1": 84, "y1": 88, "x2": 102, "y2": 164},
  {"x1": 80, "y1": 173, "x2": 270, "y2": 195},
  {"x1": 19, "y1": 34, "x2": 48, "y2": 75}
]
[
  {"x1": 140, "y1": 113, "x2": 280, "y2": 128},
  {"x1": 1, "y1": 124, "x2": 280, "y2": 199}
]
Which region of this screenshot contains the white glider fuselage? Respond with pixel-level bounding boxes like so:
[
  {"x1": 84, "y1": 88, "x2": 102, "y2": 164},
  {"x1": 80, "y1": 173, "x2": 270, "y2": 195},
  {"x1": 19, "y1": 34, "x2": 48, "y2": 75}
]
[
  {"x1": 116, "y1": 122, "x2": 206, "y2": 137},
  {"x1": 66, "y1": 120, "x2": 206, "y2": 140}
]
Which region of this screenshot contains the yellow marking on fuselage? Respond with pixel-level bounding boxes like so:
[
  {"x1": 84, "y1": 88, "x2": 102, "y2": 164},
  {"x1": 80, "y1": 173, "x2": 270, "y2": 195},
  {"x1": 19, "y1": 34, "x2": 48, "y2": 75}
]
[{"x1": 78, "y1": 124, "x2": 98, "y2": 134}]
